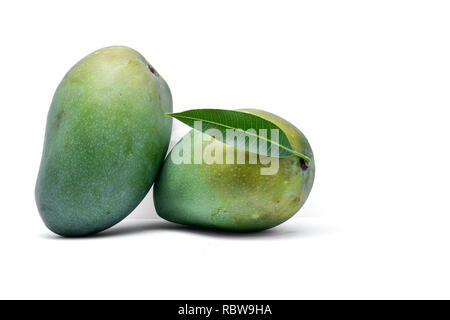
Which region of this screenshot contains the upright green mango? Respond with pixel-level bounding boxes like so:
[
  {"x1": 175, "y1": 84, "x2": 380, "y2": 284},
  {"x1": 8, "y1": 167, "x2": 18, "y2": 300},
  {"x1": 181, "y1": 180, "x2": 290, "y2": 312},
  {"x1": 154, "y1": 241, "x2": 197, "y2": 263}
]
[
  {"x1": 35, "y1": 46, "x2": 172, "y2": 236},
  {"x1": 154, "y1": 109, "x2": 315, "y2": 231}
]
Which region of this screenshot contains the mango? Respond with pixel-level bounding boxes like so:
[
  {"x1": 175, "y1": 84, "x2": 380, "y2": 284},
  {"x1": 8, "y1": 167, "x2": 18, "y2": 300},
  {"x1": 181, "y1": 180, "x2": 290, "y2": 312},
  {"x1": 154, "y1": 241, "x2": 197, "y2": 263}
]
[
  {"x1": 35, "y1": 46, "x2": 172, "y2": 236},
  {"x1": 153, "y1": 109, "x2": 314, "y2": 231}
]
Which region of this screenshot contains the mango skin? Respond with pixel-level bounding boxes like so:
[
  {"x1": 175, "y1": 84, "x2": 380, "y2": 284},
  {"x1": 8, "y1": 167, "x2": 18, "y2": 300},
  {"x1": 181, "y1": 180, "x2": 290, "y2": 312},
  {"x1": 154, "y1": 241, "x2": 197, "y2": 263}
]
[
  {"x1": 154, "y1": 109, "x2": 314, "y2": 231},
  {"x1": 35, "y1": 46, "x2": 172, "y2": 236}
]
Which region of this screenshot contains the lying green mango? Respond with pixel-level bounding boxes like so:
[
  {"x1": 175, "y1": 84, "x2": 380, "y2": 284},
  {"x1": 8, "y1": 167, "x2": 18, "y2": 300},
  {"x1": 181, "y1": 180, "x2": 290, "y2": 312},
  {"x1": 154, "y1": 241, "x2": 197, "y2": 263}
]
[{"x1": 154, "y1": 109, "x2": 314, "y2": 231}]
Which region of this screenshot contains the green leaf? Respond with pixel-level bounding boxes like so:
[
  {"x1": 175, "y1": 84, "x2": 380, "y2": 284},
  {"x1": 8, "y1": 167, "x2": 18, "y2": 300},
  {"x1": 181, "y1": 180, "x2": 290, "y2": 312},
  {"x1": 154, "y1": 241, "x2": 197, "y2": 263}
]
[{"x1": 166, "y1": 109, "x2": 310, "y2": 161}]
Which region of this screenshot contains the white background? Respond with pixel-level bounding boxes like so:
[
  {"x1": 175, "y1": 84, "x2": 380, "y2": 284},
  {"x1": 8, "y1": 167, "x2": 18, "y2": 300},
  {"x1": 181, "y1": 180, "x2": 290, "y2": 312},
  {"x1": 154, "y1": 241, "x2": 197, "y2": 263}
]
[{"x1": 1, "y1": 0, "x2": 450, "y2": 299}]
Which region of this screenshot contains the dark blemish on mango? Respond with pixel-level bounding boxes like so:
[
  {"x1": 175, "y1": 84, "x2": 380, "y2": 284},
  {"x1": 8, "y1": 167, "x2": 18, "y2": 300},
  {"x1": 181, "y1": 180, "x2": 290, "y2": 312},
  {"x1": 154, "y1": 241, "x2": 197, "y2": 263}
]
[
  {"x1": 300, "y1": 158, "x2": 309, "y2": 170},
  {"x1": 55, "y1": 110, "x2": 65, "y2": 128},
  {"x1": 104, "y1": 211, "x2": 111, "y2": 216},
  {"x1": 213, "y1": 207, "x2": 226, "y2": 217},
  {"x1": 147, "y1": 64, "x2": 156, "y2": 75},
  {"x1": 124, "y1": 140, "x2": 133, "y2": 156},
  {"x1": 40, "y1": 203, "x2": 54, "y2": 213}
]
